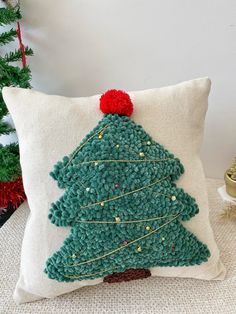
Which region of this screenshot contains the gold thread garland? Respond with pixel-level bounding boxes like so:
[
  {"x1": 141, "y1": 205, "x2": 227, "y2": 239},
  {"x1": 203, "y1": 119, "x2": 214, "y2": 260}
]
[
  {"x1": 63, "y1": 255, "x2": 183, "y2": 279},
  {"x1": 65, "y1": 124, "x2": 110, "y2": 168},
  {"x1": 74, "y1": 157, "x2": 173, "y2": 189},
  {"x1": 63, "y1": 256, "x2": 182, "y2": 279},
  {"x1": 79, "y1": 175, "x2": 170, "y2": 209},
  {"x1": 76, "y1": 157, "x2": 173, "y2": 166},
  {"x1": 63, "y1": 256, "x2": 190, "y2": 279},
  {"x1": 64, "y1": 214, "x2": 180, "y2": 267},
  {"x1": 76, "y1": 213, "x2": 176, "y2": 224}
]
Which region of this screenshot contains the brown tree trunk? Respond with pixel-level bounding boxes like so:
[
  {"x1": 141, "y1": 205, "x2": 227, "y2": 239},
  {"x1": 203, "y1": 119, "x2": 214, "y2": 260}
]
[{"x1": 103, "y1": 268, "x2": 151, "y2": 284}]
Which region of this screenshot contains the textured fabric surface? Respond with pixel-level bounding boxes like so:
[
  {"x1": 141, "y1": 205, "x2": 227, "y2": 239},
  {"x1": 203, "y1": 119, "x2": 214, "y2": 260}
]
[
  {"x1": 0, "y1": 179, "x2": 235, "y2": 313},
  {"x1": 2, "y1": 78, "x2": 225, "y2": 303}
]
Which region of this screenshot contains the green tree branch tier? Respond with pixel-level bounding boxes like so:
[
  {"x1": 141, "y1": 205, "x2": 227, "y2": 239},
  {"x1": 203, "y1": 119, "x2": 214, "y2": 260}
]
[{"x1": 45, "y1": 90, "x2": 210, "y2": 283}]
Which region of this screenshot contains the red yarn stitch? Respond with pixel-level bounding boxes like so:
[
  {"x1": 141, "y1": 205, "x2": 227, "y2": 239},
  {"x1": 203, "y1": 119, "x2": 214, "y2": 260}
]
[
  {"x1": 100, "y1": 89, "x2": 134, "y2": 117},
  {"x1": 0, "y1": 177, "x2": 26, "y2": 208}
]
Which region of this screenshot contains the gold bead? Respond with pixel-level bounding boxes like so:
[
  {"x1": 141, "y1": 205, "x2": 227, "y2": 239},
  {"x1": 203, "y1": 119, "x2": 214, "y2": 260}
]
[
  {"x1": 137, "y1": 246, "x2": 142, "y2": 252},
  {"x1": 161, "y1": 237, "x2": 165, "y2": 241},
  {"x1": 94, "y1": 161, "x2": 99, "y2": 166},
  {"x1": 145, "y1": 226, "x2": 151, "y2": 231},
  {"x1": 98, "y1": 133, "x2": 103, "y2": 139},
  {"x1": 100, "y1": 201, "x2": 105, "y2": 206},
  {"x1": 139, "y1": 152, "x2": 145, "y2": 157},
  {"x1": 71, "y1": 253, "x2": 77, "y2": 259},
  {"x1": 171, "y1": 195, "x2": 176, "y2": 201},
  {"x1": 115, "y1": 217, "x2": 121, "y2": 223},
  {"x1": 116, "y1": 144, "x2": 120, "y2": 148},
  {"x1": 147, "y1": 141, "x2": 151, "y2": 145}
]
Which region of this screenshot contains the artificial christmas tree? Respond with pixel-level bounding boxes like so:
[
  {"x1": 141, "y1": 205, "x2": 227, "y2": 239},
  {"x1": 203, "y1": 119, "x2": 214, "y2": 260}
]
[
  {"x1": 45, "y1": 90, "x2": 210, "y2": 283},
  {"x1": 0, "y1": 4, "x2": 32, "y2": 225}
]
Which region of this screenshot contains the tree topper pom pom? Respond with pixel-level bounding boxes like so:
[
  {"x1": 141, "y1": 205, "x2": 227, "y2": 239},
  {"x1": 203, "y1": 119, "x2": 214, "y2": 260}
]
[{"x1": 100, "y1": 89, "x2": 134, "y2": 117}]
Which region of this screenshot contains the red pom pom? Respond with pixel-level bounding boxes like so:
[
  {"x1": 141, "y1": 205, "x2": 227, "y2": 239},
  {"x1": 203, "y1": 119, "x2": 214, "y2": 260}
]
[{"x1": 100, "y1": 89, "x2": 133, "y2": 116}]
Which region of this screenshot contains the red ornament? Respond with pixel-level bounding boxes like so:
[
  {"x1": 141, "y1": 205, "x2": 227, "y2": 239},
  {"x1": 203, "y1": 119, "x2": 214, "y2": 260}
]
[
  {"x1": 114, "y1": 183, "x2": 119, "y2": 189},
  {"x1": 0, "y1": 177, "x2": 26, "y2": 208},
  {"x1": 100, "y1": 89, "x2": 134, "y2": 117},
  {"x1": 123, "y1": 240, "x2": 129, "y2": 246}
]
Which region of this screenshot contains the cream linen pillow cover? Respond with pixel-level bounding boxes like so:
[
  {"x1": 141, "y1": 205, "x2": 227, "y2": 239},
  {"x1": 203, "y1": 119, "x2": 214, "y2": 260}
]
[{"x1": 3, "y1": 78, "x2": 226, "y2": 304}]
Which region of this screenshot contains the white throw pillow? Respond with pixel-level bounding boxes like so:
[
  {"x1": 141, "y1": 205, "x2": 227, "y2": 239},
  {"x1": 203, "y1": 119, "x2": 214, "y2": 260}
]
[{"x1": 3, "y1": 78, "x2": 226, "y2": 304}]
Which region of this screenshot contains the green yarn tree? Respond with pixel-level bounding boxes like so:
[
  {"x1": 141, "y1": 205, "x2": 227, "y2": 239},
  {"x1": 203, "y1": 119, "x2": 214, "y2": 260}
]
[{"x1": 45, "y1": 90, "x2": 210, "y2": 283}]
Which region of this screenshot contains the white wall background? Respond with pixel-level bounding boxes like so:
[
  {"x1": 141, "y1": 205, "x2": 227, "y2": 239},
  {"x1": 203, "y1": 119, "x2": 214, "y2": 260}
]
[{"x1": 5, "y1": 0, "x2": 236, "y2": 178}]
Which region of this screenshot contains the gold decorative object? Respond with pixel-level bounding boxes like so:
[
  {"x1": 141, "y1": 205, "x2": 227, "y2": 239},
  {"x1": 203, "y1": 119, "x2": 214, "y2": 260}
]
[
  {"x1": 225, "y1": 157, "x2": 236, "y2": 197},
  {"x1": 219, "y1": 204, "x2": 236, "y2": 221}
]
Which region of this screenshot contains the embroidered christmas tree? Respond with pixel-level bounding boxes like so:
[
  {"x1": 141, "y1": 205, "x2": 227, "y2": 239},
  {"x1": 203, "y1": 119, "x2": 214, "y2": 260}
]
[{"x1": 45, "y1": 90, "x2": 210, "y2": 283}]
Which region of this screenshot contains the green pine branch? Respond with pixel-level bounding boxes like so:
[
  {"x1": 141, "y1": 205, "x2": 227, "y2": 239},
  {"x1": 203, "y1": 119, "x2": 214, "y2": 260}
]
[
  {"x1": 0, "y1": 60, "x2": 31, "y2": 89},
  {"x1": 3, "y1": 46, "x2": 34, "y2": 63},
  {"x1": 0, "y1": 28, "x2": 17, "y2": 46},
  {"x1": 0, "y1": 120, "x2": 15, "y2": 135},
  {"x1": 0, "y1": 7, "x2": 21, "y2": 26},
  {"x1": 0, "y1": 94, "x2": 8, "y2": 120},
  {"x1": 0, "y1": 143, "x2": 21, "y2": 182}
]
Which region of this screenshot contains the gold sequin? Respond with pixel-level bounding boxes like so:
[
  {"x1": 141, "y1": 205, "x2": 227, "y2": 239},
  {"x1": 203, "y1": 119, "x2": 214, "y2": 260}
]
[
  {"x1": 137, "y1": 246, "x2": 142, "y2": 252},
  {"x1": 115, "y1": 217, "x2": 121, "y2": 223}
]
